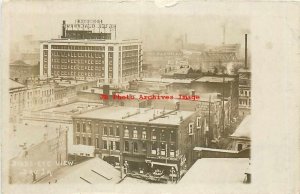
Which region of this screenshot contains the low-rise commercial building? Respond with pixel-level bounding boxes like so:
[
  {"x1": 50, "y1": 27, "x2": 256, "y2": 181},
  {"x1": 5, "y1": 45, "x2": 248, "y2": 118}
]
[{"x1": 72, "y1": 106, "x2": 200, "y2": 176}]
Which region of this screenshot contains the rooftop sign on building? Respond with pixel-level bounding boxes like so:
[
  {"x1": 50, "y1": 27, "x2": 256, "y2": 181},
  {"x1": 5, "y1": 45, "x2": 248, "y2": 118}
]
[{"x1": 62, "y1": 19, "x2": 117, "y2": 40}]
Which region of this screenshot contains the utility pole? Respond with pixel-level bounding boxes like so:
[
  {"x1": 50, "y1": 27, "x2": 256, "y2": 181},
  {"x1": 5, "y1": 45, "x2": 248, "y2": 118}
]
[
  {"x1": 208, "y1": 95, "x2": 211, "y2": 147},
  {"x1": 165, "y1": 143, "x2": 168, "y2": 164},
  {"x1": 109, "y1": 142, "x2": 111, "y2": 156},
  {"x1": 222, "y1": 74, "x2": 225, "y2": 136},
  {"x1": 245, "y1": 34, "x2": 248, "y2": 69},
  {"x1": 120, "y1": 153, "x2": 123, "y2": 178}
]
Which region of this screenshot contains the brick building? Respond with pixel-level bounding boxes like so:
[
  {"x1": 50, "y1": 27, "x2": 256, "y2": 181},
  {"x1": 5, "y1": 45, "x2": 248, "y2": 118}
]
[
  {"x1": 238, "y1": 68, "x2": 251, "y2": 117},
  {"x1": 9, "y1": 79, "x2": 27, "y2": 122},
  {"x1": 72, "y1": 106, "x2": 201, "y2": 176}
]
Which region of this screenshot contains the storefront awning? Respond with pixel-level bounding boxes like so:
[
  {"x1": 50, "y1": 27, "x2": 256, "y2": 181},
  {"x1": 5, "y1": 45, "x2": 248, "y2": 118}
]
[{"x1": 151, "y1": 162, "x2": 178, "y2": 171}]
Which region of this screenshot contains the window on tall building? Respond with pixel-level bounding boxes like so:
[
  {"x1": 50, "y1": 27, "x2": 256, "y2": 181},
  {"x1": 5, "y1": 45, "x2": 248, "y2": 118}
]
[
  {"x1": 124, "y1": 128, "x2": 129, "y2": 138},
  {"x1": 109, "y1": 127, "x2": 114, "y2": 136},
  {"x1": 170, "y1": 131, "x2": 176, "y2": 142},
  {"x1": 110, "y1": 141, "x2": 114, "y2": 150},
  {"x1": 115, "y1": 142, "x2": 120, "y2": 151},
  {"x1": 95, "y1": 138, "x2": 99, "y2": 148},
  {"x1": 151, "y1": 142, "x2": 157, "y2": 155},
  {"x1": 96, "y1": 125, "x2": 100, "y2": 134},
  {"x1": 142, "y1": 131, "x2": 147, "y2": 139},
  {"x1": 124, "y1": 141, "x2": 129, "y2": 152},
  {"x1": 103, "y1": 126, "x2": 108, "y2": 135},
  {"x1": 142, "y1": 142, "x2": 147, "y2": 151},
  {"x1": 161, "y1": 130, "x2": 166, "y2": 141},
  {"x1": 160, "y1": 143, "x2": 166, "y2": 156},
  {"x1": 87, "y1": 123, "x2": 92, "y2": 133},
  {"x1": 82, "y1": 137, "x2": 86, "y2": 145},
  {"x1": 133, "y1": 130, "x2": 138, "y2": 139},
  {"x1": 133, "y1": 142, "x2": 138, "y2": 153},
  {"x1": 237, "y1": 144, "x2": 243, "y2": 151},
  {"x1": 170, "y1": 144, "x2": 175, "y2": 157},
  {"x1": 88, "y1": 137, "x2": 92, "y2": 145},
  {"x1": 116, "y1": 126, "x2": 120, "y2": 137},
  {"x1": 197, "y1": 117, "x2": 201, "y2": 128},
  {"x1": 82, "y1": 123, "x2": 86, "y2": 133},
  {"x1": 188, "y1": 123, "x2": 194, "y2": 135},
  {"x1": 76, "y1": 136, "x2": 80, "y2": 144},
  {"x1": 152, "y1": 129, "x2": 157, "y2": 140},
  {"x1": 103, "y1": 140, "x2": 107, "y2": 149},
  {"x1": 76, "y1": 123, "x2": 80, "y2": 132}
]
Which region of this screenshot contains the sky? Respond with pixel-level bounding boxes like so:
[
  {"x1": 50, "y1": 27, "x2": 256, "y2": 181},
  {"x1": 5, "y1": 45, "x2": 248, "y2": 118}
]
[{"x1": 4, "y1": 1, "x2": 250, "y2": 51}]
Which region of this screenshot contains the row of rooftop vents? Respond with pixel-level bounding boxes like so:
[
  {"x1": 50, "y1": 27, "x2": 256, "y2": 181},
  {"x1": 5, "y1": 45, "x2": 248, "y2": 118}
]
[{"x1": 120, "y1": 102, "x2": 183, "y2": 122}]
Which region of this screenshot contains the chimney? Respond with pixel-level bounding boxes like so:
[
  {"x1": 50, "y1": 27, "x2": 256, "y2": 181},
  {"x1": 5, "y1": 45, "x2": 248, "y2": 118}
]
[
  {"x1": 175, "y1": 101, "x2": 180, "y2": 110},
  {"x1": 245, "y1": 34, "x2": 248, "y2": 69},
  {"x1": 223, "y1": 24, "x2": 226, "y2": 45},
  {"x1": 62, "y1": 20, "x2": 66, "y2": 38},
  {"x1": 191, "y1": 89, "x2": 195, "y2": 96}
]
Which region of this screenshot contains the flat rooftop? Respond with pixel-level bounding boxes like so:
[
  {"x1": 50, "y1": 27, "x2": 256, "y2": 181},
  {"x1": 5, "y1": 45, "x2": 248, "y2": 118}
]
[
  {"x1": 40, "y1": 102, "x2": 103, "y2": 115},
  {"x1": 56, "y1": 79, "x2": 95, "y2": 87},
  {"x1": 193, "y1": 147, "x2": 238, "y2": 154},
  {"x1": 179, "y1": 158, "x2": 250, "y2": 184},
  {"x1": 73, "y1": 106, "x2": 194, "y2": 125},
  {"x1": 194, "y1": 76, "x2": 235, "y2": 83},
  {"x1": 141, "y1": 77, "x2": 194, "y2": 84},
  {"x1": 79, "y1": 87, "x2": 115, "y2": 95},
  {"x1": 38, "y1": 157, "x2": 121, "y2": 184},
  {"x1": 42, "y1": 39, "x2": 142, "y2": 45},
  {"x1": 238, "y1": 68, "x2": 251, "y2": 73}
]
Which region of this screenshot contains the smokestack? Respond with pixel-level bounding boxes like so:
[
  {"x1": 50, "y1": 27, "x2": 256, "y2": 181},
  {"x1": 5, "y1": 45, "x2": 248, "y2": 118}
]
[
  {"x1": 62, "y1": 20, "x2": 66, "y2": 38},
  {"x1": 103, "y1": 85, "x2": 110, "y2": 105},
  {"x1": 245, "y1": 34, "x2": 248, "y2": 69}
]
